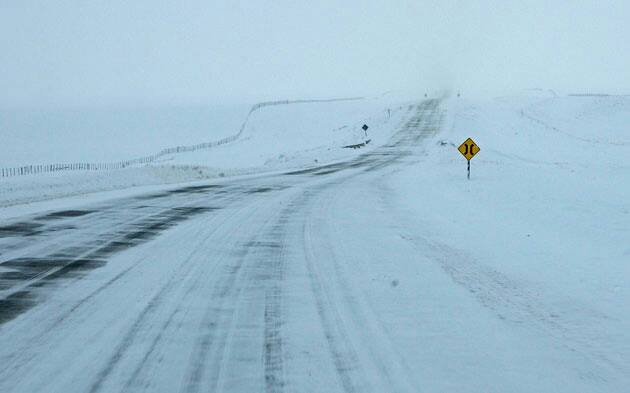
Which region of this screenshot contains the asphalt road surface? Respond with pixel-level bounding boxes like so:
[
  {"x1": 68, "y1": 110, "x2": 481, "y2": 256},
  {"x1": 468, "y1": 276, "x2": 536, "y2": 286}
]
[{"x1": 0, "y1": 100, "x2": 443, "y2": 393}]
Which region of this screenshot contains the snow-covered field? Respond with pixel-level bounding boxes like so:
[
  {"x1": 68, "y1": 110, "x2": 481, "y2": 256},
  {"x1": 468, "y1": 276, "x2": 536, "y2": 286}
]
[
  {"x1": 1, "y1": 92, "x2": 629, "y2": 392},
  {"x1": 0, "y1": 96, "x2": 408, "y2": 207},
  {"x1": 385, "y1": 93, "x2": 630, "y2": 390}
]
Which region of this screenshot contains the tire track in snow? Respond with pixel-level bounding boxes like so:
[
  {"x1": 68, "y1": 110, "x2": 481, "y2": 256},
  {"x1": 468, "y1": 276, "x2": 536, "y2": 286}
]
[
  {"x1": 302, "y1": 214, "x2": 365, "y2": 393},
  {"x1": 87, "y1": 211, "x2": 230, "y2": 393},
  {"x1": 0, "y1": 215, "x2": 219, "y2": 389},
  {"x1": 0, "y1": 187, "x2": 242, "y2": 387},
  {"x1": 308, "y1": 185, "x2": 424, "y2": 393},
  {"x1": 258, "y1": 196, "x2": 312, "y2": 393},
  {"x1": 259, "y1": 227, "x2": 288, "y2": 393},
  {"x1": 299, "y1": 172, "x2": 418, "y2": 392},
  {"x1": 282, "y1": 100, "x2": 442, "y2": 393},
  {"x1": 0, "y1": 186, "x2": 229, "y2": 325},
  {"x1": 80, "y1": 188, "x2": 264, "y2": 392},
  {"x1": 121, "y1": 201, "x2": 259, "y2": 392},
  {"x1": 89, "y1": 194, "x2": 272, "y2": 393},
  {"x1": 182, "y1": 253, "x2": 248, "y2": 393},
  {"x1": 182, "y1": 195, "x2": 288, "y2": 393}
]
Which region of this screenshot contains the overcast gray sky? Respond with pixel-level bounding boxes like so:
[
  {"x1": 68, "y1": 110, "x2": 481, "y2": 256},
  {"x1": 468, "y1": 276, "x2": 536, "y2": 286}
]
[{"x1": 1, "y1": 1, "x2": 629, "y2": 106}]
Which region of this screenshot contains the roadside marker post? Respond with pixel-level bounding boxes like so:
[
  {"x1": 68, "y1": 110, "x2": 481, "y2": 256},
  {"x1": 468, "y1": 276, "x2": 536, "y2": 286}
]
[{"x1": 457, "y1": 137, "x2": 480, "y2": 180}]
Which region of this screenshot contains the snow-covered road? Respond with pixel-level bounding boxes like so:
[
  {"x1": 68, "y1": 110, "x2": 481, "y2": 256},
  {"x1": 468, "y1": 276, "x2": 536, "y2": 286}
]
[{"x1": 1, "y1": 98, "x2": 628, "y2": 392}]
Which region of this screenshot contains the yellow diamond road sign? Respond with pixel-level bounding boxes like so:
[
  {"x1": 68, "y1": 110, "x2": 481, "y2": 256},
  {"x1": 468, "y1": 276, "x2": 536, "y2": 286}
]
[{"x1": 458, "y1": 137, "x2": 480, "y2": 161}]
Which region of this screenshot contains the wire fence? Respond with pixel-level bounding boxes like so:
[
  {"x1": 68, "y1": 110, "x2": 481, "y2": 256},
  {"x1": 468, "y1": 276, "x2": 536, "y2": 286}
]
[{"x1": 0, "y1": 97, "x2": 363, "y2": 179}]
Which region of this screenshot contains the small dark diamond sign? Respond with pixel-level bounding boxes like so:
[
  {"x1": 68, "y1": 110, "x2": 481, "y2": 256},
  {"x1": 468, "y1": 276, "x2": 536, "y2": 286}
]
[{"x1": 362, "y1": 124, "x2": 368, "y2": 131}]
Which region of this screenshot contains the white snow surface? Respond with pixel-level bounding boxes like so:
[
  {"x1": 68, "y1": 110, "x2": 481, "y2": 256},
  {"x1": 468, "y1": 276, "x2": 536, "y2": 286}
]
[
  {"x1": 0, "y1": 97, "x2": 404, "y2": 207},
  {"x1": 0, "y1": 93, "x2": 629, "y2": 392},
  {"x1": 387, "y1": 93, "x2": 630, "y2": 390}
]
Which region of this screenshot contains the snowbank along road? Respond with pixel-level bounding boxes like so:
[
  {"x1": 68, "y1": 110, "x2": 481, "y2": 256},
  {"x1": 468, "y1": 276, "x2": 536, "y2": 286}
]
[{"x1": 1, "y1": 97, "x2": 628, "y2": 392}]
